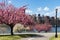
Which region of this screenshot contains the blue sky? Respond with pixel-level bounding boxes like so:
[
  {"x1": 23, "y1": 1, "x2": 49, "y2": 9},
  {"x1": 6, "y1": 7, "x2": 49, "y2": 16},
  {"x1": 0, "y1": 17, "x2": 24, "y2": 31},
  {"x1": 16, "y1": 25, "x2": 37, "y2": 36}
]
[{"x1": 0, "y1": 0, "x2": 60, "y2": 17}]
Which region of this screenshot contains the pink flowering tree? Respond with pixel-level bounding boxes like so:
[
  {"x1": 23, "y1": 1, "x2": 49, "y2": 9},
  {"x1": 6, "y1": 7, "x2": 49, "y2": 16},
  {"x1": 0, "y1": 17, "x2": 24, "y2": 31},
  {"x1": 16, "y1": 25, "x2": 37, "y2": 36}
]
[{"x1": 0, "y1": 3, "x2": 34, "y2": 35}]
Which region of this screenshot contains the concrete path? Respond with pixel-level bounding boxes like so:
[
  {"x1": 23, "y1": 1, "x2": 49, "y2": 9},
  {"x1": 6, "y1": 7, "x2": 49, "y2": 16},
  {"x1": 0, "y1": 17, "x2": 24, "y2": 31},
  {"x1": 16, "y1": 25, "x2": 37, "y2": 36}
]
[{"x1": 20, "y1": 33, "x2": 60, "y2": 40}]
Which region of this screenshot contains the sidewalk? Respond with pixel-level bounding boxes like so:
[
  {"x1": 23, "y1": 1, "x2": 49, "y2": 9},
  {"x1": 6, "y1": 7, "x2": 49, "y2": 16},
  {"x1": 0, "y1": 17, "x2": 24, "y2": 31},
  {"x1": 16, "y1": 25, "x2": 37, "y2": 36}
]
[{"x1": 20, "y1": 33, "x2": 60, "y2": 40}]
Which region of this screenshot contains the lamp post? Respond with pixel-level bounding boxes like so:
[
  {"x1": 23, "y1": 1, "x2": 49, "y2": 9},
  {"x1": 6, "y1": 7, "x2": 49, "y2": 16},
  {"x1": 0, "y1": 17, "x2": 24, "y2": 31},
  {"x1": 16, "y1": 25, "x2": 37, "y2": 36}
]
[{"x1": 55, "y1": 9, "x2": 58, "y2": 38}]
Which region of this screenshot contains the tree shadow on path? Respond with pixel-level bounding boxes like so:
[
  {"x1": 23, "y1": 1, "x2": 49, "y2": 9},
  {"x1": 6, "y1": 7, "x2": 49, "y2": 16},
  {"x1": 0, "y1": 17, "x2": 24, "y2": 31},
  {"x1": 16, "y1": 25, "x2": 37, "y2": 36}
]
[{"x1": 19, "y1": 34, "x2": 45, "y2": 38}]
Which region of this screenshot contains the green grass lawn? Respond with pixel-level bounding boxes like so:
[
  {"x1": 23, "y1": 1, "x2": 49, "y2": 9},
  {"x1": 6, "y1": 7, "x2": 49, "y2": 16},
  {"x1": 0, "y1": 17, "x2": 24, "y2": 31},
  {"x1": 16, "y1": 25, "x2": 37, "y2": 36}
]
[
  {"x1": 0, "y1": 35, "x2": 21, "y2": 40},
  {"x1": 0, "y1": 34, "x2": 35, "y2": 40},
  {"x1": 50, "y1": 35, "x2": 60, "y2": 40}
]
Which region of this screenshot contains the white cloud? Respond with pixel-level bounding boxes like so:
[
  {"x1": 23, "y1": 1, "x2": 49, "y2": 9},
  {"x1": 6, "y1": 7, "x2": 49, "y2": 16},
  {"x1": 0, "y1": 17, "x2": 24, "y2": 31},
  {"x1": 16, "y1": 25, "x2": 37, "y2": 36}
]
[
  {"x1": 55, "y1": 6, "x2": 60, "y2": 13},
  {"x1": 56, "y1": 6, "x2": 60, "y2": 9},
  {"x1": 8, "y1": 1, "x2": 12, "y2": 4},
  {"x1": 52, "y1": 6, "x2": 60, "y2": 17},
  {"x1": 37, "y1": 7, "x2": 42, "y2": 12},
  {"x1": 36, "y1": 6, "x2": 60, "y2": 17},
  {"x1": 37, "y1": 7, "x2": 49, "y2": 12},
  {"x1": 26, "y1": 9, "x2": 32, "y2": 13},
  {"x1": 43, "y1": 7, "x2": 49, "y2": 11},
  {"x1": 44, "y1": 12, "x2": 50, "y2": 16},
  {"x1": 25, "y1": 9, "x2": 33, "y2": 15},
  {"x1": 25, "y1": 6, "x2": 60, "y2": 17},
  {"x1": 36, "y1": 7, "x2": 50, "y2": 16}
]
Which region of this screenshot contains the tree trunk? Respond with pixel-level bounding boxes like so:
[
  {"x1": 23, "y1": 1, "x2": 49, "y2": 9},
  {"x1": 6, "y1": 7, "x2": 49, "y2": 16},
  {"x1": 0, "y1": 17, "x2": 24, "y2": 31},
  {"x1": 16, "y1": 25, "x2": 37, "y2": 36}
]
[
  {"x1": 8, "y1": 24, "x2": 14, "y2": 35},
  {"x1": 10, "y1": 26, "x2": 13, "y2": 35}
]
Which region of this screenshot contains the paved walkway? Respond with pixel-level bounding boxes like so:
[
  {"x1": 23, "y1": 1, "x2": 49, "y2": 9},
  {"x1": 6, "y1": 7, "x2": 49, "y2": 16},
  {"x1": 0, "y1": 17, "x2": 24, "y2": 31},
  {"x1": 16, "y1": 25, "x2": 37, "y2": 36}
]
[{"x1": 20, "y1": 33, "x2": 60, "y2": 40}]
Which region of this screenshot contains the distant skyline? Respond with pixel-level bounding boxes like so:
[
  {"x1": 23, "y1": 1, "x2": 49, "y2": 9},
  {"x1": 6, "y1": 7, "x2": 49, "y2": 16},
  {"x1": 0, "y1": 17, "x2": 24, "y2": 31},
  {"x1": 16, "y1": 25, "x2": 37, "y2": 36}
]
[{"x1": 0, "y1": 0, "x2": 60, "y2": 17}]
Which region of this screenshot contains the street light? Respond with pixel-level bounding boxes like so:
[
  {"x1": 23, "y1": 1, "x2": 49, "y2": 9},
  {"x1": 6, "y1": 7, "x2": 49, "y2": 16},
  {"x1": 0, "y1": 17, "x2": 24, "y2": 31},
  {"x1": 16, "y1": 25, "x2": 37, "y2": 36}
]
[{"x1": 55, "y1": 9, "x2": 58, "y2": 38}]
